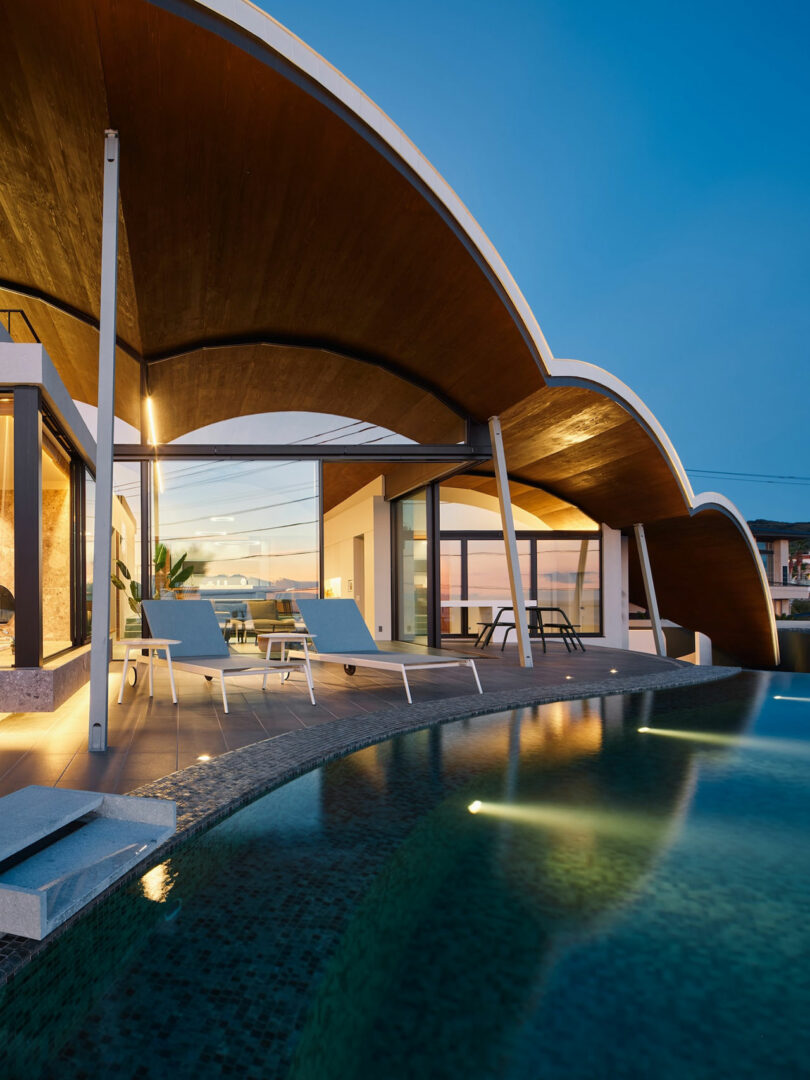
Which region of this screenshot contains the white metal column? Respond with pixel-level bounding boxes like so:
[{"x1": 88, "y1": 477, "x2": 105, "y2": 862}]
[
  {"x1": 489, "y1": 416, "x2": 533, "y2": 668},
  {"x1": 88, "y1": 130, "x2": 120, "y2": 752},
  {"x1": 634, "y1": 522, "x2": 666, "y2": 657}
]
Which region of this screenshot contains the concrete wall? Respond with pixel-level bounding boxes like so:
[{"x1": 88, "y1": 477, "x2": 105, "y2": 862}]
[
  {"x1": 324, "y1": 478, "x2": 391, "y2": 639},
  {"x1": 599, "y1": 525, "x2": 628, "y2": 649}
]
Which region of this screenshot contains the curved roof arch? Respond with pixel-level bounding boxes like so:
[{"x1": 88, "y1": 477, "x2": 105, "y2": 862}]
[{"x1": 0, "y1": 0, "x2": 777, "y2": 666}]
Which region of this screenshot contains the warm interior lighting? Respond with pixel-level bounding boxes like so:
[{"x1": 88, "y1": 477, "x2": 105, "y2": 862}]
[
  {"x1": 154, "y1": 459, "x2": 164, "y2": 494},
  {"x1": 197, "y1": 753, "x2": 211, "y2": 762},
  {"x1": 468, "y1": 800, "x2": 482, "y2": 814},
  {"x1": 609, "y1": 668, "x2": 618, "y2": 674},
  {"x1": 565, "y1": 675, "x2": 573, "y2": 680},
  {"x1": 145, "y1": 395, "x2": 159, "y2": 446}
]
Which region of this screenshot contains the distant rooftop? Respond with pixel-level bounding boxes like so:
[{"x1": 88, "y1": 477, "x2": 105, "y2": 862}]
[{"x1": 749, "y1": 520, "x2": 810, "y2": 540}]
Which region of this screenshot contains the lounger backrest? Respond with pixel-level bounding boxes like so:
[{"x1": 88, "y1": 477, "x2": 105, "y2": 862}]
[
  {"x1": 142, "y1": 600, "x2": 229, "y2": 658},
  {"x1": 296, "y1": 598, "x2": 379, "y2": 654}
]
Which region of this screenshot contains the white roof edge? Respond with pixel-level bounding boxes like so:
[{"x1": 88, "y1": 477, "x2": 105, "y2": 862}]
[{"x1": 0, "y1": 343, "x2": 97, "y2": 466}]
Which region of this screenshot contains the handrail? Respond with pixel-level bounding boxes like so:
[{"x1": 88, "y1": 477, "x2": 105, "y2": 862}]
[{"x1": 0, "y1": 310, "x2": 40, "y2": 343}]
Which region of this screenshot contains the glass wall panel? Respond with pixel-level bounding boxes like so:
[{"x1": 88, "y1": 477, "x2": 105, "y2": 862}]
[
  {"x1": 466, "y1": 539, "x2": 531, "y2": 603},
  {"x1": 112, "y1": 462, "x2": 142, "y2": 654},
  {"x1": 154, "y1": 459, "x2": 319, "y2": 650},
  {"x1": 440, "y1": 539, "x2": 462, "y2": 635},
  {"x1": 0, "y1": 395, "x2": 13, "y2": 667},
  {"x1": 537, "y1": 537, "x2": 601, "y2": 633},
  {"x1": 41, "y1": 429, "x2": 72, "y2": 659},
  {"x1": 394, "y1": 490, "x2": 428, "y2": 644},
  {"x1": 85, "y1": 471, "x2": 95, "y2": 636}
]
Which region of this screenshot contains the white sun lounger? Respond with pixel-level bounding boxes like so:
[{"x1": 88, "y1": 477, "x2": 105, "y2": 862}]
[
  {"x1": 296, "y1": 599, "x2": 482, "y2": 704},
  {"x1": 141, "y1": 600, "x2": 315, "y2": 712}
]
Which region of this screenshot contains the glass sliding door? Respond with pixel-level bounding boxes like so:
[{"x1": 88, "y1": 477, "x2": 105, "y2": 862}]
[
  {"x1": 438, "y1": 531, "x2": 602, "y2": 639},
  {"x1": 440, "y1": 538, "x2": 462, "y2": 635},
  {"x1": 537, "y1": 537, "x2": 601, "y2": 633},
  {"x1": 0, "y1": 395, "x2": 13, "y2": 667},
  {"x1": 394, "y1": 490, "x2": 429, "y2": 644},
  {"x1": 153, "y1": 459, "x2": 319, "y2": 647},
  {"x1": 41, "y1": 429, "x2": 72, "y2": 659}
]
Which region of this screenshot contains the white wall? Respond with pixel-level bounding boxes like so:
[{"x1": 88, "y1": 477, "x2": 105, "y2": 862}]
[
  {"x1": 324, "y1": 477, "x2": 391, "y2": 638},
  {"x1": 598, "y1": 524, "x2": 628, "y2": 648}
]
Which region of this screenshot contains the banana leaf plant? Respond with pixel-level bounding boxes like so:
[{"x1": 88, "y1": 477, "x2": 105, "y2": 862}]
[
  {"x1": 154, "y1": 544, "x2": 195, "y2": 591},
  {"x1": 110, "y1": 560, "x2": 142, "y2": 615}
]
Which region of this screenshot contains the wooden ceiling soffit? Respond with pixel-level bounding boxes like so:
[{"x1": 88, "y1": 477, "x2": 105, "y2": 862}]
[
  {"x1": 441, "y1": 474, "x2": 597, "y2": 530},
  {"x1": 89, "y1": 0, "x2": 542, "y2": 422},
  {"x1": 323, "y1": 462, "x2": 386, "y2": 515},
  {"x1": 146, "y1": 347, "x2": 465, "y2": 444},
  {"x1": 0, "y1": 289, "x2": 141, "y2": 430},
  {"x1": 637, "y1": 510, "x2": 777, "y2": 669}
]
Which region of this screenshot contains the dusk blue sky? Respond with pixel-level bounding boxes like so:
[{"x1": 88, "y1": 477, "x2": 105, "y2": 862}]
[{"x1": 259, "y1": 0, "x2": 809, "y2": 522}]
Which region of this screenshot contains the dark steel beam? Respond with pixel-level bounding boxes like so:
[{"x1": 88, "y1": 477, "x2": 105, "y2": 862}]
[{"x1": 113, "y1": 442, "x2": 490, "y2": 462}]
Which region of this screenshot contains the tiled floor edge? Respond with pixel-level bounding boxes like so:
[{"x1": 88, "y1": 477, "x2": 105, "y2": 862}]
[{"x1": 0, "y1": 663, "x2": 740, "y2": 985}]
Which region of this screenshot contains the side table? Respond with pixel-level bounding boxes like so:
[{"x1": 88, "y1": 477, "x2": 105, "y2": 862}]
[
  {"x1": 256, "y1": 632, "x2": 315, "y2": 695},
  {"x1": 117, "y1": 638, "x2": 180, "y2": 704}
]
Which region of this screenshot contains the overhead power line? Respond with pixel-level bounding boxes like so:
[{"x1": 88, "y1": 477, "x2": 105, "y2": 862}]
[{"x1": 687, "y1": 468, "x2": 810, "y2": 488}]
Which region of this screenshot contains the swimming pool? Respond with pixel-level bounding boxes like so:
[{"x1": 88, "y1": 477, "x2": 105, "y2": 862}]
[{"x1": 2, "y1": 670, "x2": 809, "y2": 1078}]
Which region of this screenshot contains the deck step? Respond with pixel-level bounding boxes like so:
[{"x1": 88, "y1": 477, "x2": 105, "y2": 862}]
[
  {"x1": 0, "y1": 786, "x2": 176, "y2": 940},
  {"x1": 0, "y1": 787, "x2": 103, "y2": 865}
]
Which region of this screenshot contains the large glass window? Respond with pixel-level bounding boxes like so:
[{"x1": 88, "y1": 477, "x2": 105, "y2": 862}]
[
  {"x1": 466, "y1": 538, "x2": 531, "y2": 603},
  {"x1": 394, "y1": 491, "x2": 428, "y2": 644},
  {"x1": 112, "y1": 462, "x2": 142, "y2": 652},
  {"x1": 85, "y1": 470, "x2": 95, "y2": 636},
  {"x1": 153, "y1": 459, "x2": 319, "y2": 648},
  {"x1": 41, "y1": 429, "x2": 72, "y2": 659},
  {"x1": 439, "y1": 532, "x2": 601, "y2": 638},
  {"x1": 537, "y1": 537, "x2": 601, "y2": 633},
  {"x1": 0, "y1": 395, "x2": 13, "y2": 667}
]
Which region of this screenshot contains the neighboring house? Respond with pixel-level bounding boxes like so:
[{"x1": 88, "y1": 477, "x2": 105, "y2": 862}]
[{"x1": 748, "y1": 521, "x2": 810, "y2": 616}]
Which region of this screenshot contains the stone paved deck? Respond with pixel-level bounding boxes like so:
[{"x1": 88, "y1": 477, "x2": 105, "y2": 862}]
[{"x1": 0, "y1": 640, "x2": 707, "y2": 798}]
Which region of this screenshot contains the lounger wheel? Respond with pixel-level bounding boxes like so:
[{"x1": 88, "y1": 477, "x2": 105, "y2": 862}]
[
  {"x1": 127, "y1": 666, "x2": 137, "y2": 686},
  {"x1": 343, "y1": 664, "x2": 357, "y2": 676}
]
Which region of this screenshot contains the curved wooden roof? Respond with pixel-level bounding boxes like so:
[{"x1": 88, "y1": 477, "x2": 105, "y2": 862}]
[{"x1": 0, "y1": 0, "x2": 777, "y2": 666}]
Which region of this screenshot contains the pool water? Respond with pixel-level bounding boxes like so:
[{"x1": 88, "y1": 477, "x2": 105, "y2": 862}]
[{"x1": 2, "y1": 671, "x2": 809, "y2": 1078}]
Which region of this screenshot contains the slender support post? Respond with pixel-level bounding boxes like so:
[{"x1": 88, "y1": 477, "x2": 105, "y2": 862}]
[
  {"x1": 489, "y1": 416, "x2": 532, "y2": 668},
  {"x1": 634, "y1": 523, "x2": 666, "y2": 657},
  {"x1": 88, "y1": 130, "x2": 120, "y2": 752}
]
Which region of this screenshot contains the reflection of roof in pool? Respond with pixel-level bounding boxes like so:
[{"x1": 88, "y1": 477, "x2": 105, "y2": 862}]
[{"x1": 295, "y1": 683, "x2": 754, "y2": 1077}]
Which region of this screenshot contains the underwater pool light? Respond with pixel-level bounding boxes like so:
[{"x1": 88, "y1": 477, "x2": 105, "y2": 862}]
[
  {"x1": 609, "y1": 668, "x2": 618, "y2": 674},
  {"x1": 464, "y1": 799, "x2": 657, "y2": 838},
  {"x1": 565, "y1": 675, "x2": 573, "y2": 680},
  {"x1": 197, "y1": 754, "x2": 212, "y2": 762},
  {"x1": 635, "y1": 727, "x2": 810, "y2": 756}
]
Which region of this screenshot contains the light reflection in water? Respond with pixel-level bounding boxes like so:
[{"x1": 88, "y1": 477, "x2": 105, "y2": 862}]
[
  {"x1": 638, "y1": 727, "x2": 810, "y2": 756},
  {"x1": 466, "y1": 799, "x2": 662, "y2": 841},
  {"x1": 140, "y1": 861, "x2": 173, "y2": 903}
]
